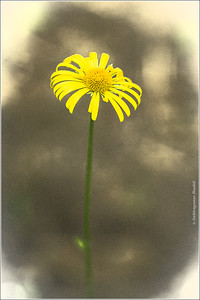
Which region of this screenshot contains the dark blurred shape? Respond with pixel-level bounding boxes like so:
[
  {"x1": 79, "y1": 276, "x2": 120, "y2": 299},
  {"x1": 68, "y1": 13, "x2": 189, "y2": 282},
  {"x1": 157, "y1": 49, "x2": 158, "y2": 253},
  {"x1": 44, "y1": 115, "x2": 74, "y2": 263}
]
[{"x1": 2, "y1": 2, "x2": 198, "y2": 298}]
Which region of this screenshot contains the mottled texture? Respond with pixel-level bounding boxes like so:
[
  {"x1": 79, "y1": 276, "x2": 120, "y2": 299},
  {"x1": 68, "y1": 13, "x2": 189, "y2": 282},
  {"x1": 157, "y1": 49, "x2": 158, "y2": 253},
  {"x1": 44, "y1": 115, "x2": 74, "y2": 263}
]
[{"x1": 2, "y1": 2, "x2": 198, "y2": 298}]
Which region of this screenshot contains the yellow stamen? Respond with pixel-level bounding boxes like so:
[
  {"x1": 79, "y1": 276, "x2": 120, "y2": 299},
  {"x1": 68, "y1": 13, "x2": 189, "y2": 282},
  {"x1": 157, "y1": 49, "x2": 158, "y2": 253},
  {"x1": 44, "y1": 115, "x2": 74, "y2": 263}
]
[{"x1": 83, "y1": 68, "x2": 113, "y2": 94}]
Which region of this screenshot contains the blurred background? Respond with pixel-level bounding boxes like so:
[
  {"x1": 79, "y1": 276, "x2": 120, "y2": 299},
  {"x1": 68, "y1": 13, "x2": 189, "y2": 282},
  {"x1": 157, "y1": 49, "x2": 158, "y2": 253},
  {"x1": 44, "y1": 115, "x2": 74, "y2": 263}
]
[{"x1": 1, "y1": 1, "x2": 199, "y2": 298}]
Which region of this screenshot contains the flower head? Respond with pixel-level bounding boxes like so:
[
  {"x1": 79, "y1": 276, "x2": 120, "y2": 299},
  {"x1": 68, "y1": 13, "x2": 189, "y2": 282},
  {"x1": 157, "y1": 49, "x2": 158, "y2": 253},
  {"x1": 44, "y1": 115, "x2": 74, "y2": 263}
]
[{"x1": 50, "y1": 52, "x2": 142, "y2": 122}]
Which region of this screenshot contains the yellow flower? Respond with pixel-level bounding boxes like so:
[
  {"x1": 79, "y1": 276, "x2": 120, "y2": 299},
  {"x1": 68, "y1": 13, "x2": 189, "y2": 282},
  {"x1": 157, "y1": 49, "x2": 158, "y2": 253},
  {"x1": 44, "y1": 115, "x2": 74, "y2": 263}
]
[{"x1": 50, "y1": 52, "x2": 142, "y2": 122}]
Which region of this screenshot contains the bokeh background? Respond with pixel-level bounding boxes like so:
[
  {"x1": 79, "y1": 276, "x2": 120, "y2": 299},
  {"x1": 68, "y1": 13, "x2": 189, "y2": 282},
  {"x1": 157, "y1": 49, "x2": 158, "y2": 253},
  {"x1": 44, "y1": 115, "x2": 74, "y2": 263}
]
[{"x1": 1, "y1": 1, "x2": 199, "y2": 298}]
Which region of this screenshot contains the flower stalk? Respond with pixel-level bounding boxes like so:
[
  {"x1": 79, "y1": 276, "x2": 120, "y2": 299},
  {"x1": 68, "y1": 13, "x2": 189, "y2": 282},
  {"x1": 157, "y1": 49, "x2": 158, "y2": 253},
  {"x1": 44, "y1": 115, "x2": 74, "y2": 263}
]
[
  {"x1": 84, "y1": 116, "x2": 94, "y2": 298},
  {"x1": 50, "y1": 52, "x2": 142, "y2": 298}
]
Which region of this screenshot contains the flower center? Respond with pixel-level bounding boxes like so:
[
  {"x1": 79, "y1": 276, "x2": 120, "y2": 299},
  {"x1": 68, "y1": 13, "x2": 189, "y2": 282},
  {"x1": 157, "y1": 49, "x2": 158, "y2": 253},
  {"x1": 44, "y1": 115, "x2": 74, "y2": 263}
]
[{"x1": 83, "y1": 68, "x2": 113, "y2": 93}]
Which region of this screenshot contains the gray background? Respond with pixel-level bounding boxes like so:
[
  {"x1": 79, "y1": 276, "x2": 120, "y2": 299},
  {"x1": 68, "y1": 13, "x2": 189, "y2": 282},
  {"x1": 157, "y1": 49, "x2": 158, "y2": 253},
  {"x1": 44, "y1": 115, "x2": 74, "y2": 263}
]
[{"x1": 2, "y1": 2, "x2": 198, "y2": 298}]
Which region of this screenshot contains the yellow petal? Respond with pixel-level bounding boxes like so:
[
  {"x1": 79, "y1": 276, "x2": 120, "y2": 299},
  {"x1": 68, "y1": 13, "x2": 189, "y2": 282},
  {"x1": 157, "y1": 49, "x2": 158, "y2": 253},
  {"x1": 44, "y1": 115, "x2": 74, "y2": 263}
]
[
  {"x1": 50, "y1": 53, "x2": 142, "y2": 121},
  {"x1": 88, "y1": 94, "x2": 94, "y2": 113},
  {"x1": 51, "y1": 70, "x2": 81, "y2": 81},
  {"x1": 110, "y1": 88, "x2": 138, "y2": 110},
  {"x1": 99, "y1": 53, "x2": 110, "y2": 69},
  {"x1": 51, "y1": 75, "x2": 82, "y2": 86},
  {"x1": 102, "y1": 94, "x2": 109, "y2": 102},
  {"x1": 106, "y1": 91, "x2": 130, "y2": 116},
  {"x1": 106, "y1": 65, "x2": 115, "y2": 73},
  {"x1": 63, "y1": 54, "x2": 85, "y2": 67},
  {"x1": 110, "y1": 67, "x2": 124, "y2": 78},
  {"x1": 90, "y1": 92, "x2": 100, "y2": 121},
  {"x1": 131, "y1": 83, "x2": 142, "y2": 96},
  {"x1": 53, "y1": 82, "x2": 69, "y2": 95},
  {"x1": 115, "y1": 81, "x2": 142, "y2": 97},
  {"x1": 51, "y1": 70, "x2": 77, "y2": 79},
  {"x1": 54, "y1": 81, "x2": 84, "y2": 97},
  {"x1": 66, "y1": 88, "x2": 89, "y2": 113},
  {"x1": 56, "y1": 62, "x2": 84, "y2": 74},
  {"x1": 109, "y1": 98, "x2": 124, "y2": 122},
  {"x1": 63, "y1": 54, "x2": 91, "y2": 72},
  {"x1": 58, "y1": 83, "x2": 86, "y2": 101},
  {"x1": 113, "y1": 84, "x2": 141, "y2": 105},
  {"x1": 64, "y1": 54, "x2": 84, "y2": 61},
  {"x1": 89, "y1": 52, "x2": 98, "y2": 68},
  {"x1": 84, "y1": 57, "x2": 93, "y2": 69}
]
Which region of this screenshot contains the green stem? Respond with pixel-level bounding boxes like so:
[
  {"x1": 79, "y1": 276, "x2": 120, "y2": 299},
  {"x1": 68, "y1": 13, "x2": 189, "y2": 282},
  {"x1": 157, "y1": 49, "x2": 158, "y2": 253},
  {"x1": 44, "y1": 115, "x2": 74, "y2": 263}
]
[{"x1": 84, "y1": 116, "x2": 94, "y2": 298}]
